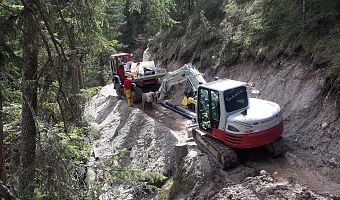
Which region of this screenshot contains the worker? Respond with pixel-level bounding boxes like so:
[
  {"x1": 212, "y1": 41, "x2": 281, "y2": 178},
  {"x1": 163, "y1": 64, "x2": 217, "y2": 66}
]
[
  {"x1": 112, "y1": 73, "x2": 122, "y2": 99},
  {"x1": 136, "y1": 62, "x2": 144, "y2": 77},
  {"x1": 124, "y1": 73, "x2": 133, "y2": 107}
]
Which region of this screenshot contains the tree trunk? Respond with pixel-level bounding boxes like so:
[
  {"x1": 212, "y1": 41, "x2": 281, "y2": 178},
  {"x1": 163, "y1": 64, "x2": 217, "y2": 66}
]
[
  {"x1": 0, "y1": 100, "x2": 9, "y2": 200},
  {"x1": 19, "y1": 3, "x2": 38, "y2": 198},
  {"x1": 68, "y1": 25, "x2": 80, "y2": 94},
  {"x1": 98, "y1": 53, "x2": 106, "y2": 86},
  {"x1": 0, "y1": 90, "x2": 6, "y2": 185},
  {"x1": 78, "y1": 63, "x2": 84, "y2": 89},
  {"x1": 71, "y1": 59, "x2": 80, "y2": 94},
  {"x1": 302, "y1": 0, "x2": 306, "y2": 31},
  {"x1": 0, "y1": 180, "x2": 12, "y2": 200},
  {"x1": 68, "y1": 35, "x2": 83, "y2": 125}
]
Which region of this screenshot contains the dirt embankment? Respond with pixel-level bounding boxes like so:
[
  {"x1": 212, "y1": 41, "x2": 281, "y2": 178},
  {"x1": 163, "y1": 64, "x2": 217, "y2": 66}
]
[{"x1": 84, "y1": 85, "x2": 189, "y2": 199}]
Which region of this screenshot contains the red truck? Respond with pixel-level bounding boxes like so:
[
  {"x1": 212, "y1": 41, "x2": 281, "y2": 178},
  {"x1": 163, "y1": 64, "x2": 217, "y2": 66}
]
[{"x1": 109, "y1": 53, "x2": 166, "y2": 102}]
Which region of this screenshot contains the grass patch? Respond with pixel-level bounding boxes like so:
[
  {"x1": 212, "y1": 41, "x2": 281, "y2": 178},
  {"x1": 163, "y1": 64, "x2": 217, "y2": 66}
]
[
  {"x1": 80, "y1": 86, "x2": 102, "y2": 99},
  {"x1": 158, "y1": 177, "x2": 185, "y2": 200},
  {"x1": 98, "y1": 148, "x2": 169, "y2": 198}
]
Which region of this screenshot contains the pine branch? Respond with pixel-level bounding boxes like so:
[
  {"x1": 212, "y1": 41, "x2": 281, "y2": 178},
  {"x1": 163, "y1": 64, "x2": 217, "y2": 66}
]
[{"x1": 0, "y1": 180, "x2": 18, "y2": 200}]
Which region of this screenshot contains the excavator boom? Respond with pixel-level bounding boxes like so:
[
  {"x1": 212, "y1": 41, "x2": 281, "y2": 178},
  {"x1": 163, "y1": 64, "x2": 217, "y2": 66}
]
[{"x1": 157, "y1": 64, "x2": 206, "y2": 101}]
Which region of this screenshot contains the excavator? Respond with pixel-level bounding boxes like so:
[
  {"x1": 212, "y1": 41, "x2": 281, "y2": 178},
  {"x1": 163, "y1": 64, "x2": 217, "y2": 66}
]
[{"x1": 152, "y1": 64, "x2": 286, "y2": 169}]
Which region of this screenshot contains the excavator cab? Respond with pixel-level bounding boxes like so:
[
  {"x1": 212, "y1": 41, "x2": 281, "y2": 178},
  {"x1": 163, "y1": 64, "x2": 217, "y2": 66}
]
[
  {"x1": 197, "y1": 80, "x2": 248, "y2": 134},
  {"x1": 197, "y1": 87, "x2": 221, "y2": 132}
]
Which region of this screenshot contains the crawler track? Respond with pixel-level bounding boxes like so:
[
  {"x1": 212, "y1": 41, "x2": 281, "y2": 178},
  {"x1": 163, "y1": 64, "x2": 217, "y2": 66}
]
[
  {"x1": 265, "y1": 137, "x2": 287, "y2": 158},
  {"x1": 192, "y1": 128, "x2": 238, "y2": 169}
]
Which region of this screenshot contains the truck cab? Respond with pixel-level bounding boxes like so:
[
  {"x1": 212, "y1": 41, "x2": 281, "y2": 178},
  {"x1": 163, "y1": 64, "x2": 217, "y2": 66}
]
[{"x1": 110, "y1": 53, "x2": 133, "y2": 83}]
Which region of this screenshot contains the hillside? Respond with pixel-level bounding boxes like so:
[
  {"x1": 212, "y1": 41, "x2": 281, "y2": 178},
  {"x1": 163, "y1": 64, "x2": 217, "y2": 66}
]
[
  {"x1": 83, "y1": 1, "x2": 340, "y2": 199},
  {"x1": 145, "y1": 1, "x2": 340, "y2": 183},
  {"x1": 2, "y1": 0, "x2": 340, "y2": 199},
  {"x1": 149, "y1": 0, "x2": 340, "y2": 92}
]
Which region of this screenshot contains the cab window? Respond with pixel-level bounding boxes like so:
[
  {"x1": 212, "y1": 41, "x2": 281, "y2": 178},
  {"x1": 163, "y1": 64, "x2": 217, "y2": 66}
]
[
  {"x1": 211, "y1": 90, "x2": 220, "y2": 128},
  {"x1": 224, "y1": 86, "x2": 248, "y2": 112},
  {"x1": 198, "y1": 88, "x2": 211, "y2": 131}
]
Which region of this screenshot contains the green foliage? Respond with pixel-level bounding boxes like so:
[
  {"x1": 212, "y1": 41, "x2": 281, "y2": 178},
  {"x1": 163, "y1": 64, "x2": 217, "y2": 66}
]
[
  {"x1": 145, "y1": 0, "x2": 178, "y2": 34},
  {"x1": 196, "y1": 0, "x2": 224, "y2": 21},
  {"x1": 80, "y1": 86, "x2": 102, "y2": 99},
  {"x1": 101, "y1": 148, "x2": 168, "y2": 198},
  {"x1": 105, "y1": 147, "x2": 131, "y2": 164},
  {"x1": 33, "y1": 123, "x2": 93, "y2": 199},
  {"x1": 58, "y1": 126, "x2": 92, "y2": 164},
  {"x1": 158, "y1": 177, "x2": 184, "y2": 200},
  {"x1": 109, "y1": 167, "x2": 167, "y2": 187},
  {"x1": 78, "y1": 0, "x2": 127, "y2": 88},
  {"x1": 152, "y1": 0, "x2": 340, "y2": 90},
  {"x1": 126, "y1": 0, "x2": 178, "y2": 36},
  {"x1": 88, "y1": 126, "x2": 101, "y2": 140},
  {"x1": 3, "y1": 103, "x2": 21, "y2": 144}
]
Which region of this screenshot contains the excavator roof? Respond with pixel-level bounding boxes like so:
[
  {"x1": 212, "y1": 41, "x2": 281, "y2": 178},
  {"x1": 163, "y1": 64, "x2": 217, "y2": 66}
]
[{"x1": 201, "y1": 79, "x2": 247, "y2": 92}]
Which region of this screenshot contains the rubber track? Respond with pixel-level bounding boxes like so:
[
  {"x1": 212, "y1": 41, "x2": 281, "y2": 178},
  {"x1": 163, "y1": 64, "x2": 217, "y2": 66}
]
[{"x1": 193, "y1": 130, "x2": 238, "y2": 169}]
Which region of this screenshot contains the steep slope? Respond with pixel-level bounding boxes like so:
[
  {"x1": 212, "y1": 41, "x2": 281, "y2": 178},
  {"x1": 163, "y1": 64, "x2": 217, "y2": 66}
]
[{"x1": 84, "y1": 85, "x2": 189, "y2": 199}]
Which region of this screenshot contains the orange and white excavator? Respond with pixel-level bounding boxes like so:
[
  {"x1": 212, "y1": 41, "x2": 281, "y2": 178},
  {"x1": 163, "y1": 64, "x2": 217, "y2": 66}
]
[{"x1": 154, "y1": 64, "x2": 286, "y2": 169}]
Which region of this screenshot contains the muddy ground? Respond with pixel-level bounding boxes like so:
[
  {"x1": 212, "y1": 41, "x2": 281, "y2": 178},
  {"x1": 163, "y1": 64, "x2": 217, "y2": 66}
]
[{"x1": 84, "y1": 59, "x2": 340, "y2": 199}]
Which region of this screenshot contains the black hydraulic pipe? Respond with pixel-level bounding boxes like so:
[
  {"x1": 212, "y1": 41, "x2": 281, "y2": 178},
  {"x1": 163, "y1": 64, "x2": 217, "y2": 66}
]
[
  {"x1": 160, "y1": 101, "x2": 194, "y2": 120},
  {"x1": 165, "y1": 100, "x2": 176, "y2": 108},
  {"x1": 175, "y1": 105, "x2": 191, "y2": 115},
  {"x1": 164, "y1": 101, "x2": 196, "y2": 120},
  {"x1": 165, "y1": 100, "x2": 195, "y2": 117}
]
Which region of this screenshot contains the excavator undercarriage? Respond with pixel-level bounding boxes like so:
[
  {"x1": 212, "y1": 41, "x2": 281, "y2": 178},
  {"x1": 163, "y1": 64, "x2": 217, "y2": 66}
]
[
  {"x1": 192, "y1": 128, "x2": 287, "y2": 169},
  {"x1": 192, "y1": 128, "x2": 238, "y2": 169}
]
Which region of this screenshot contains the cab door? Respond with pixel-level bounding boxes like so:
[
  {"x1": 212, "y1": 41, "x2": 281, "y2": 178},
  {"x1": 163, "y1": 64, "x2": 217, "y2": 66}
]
[{"x1": 198, "y1": 88, "x2": 220, "y2": 133}]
